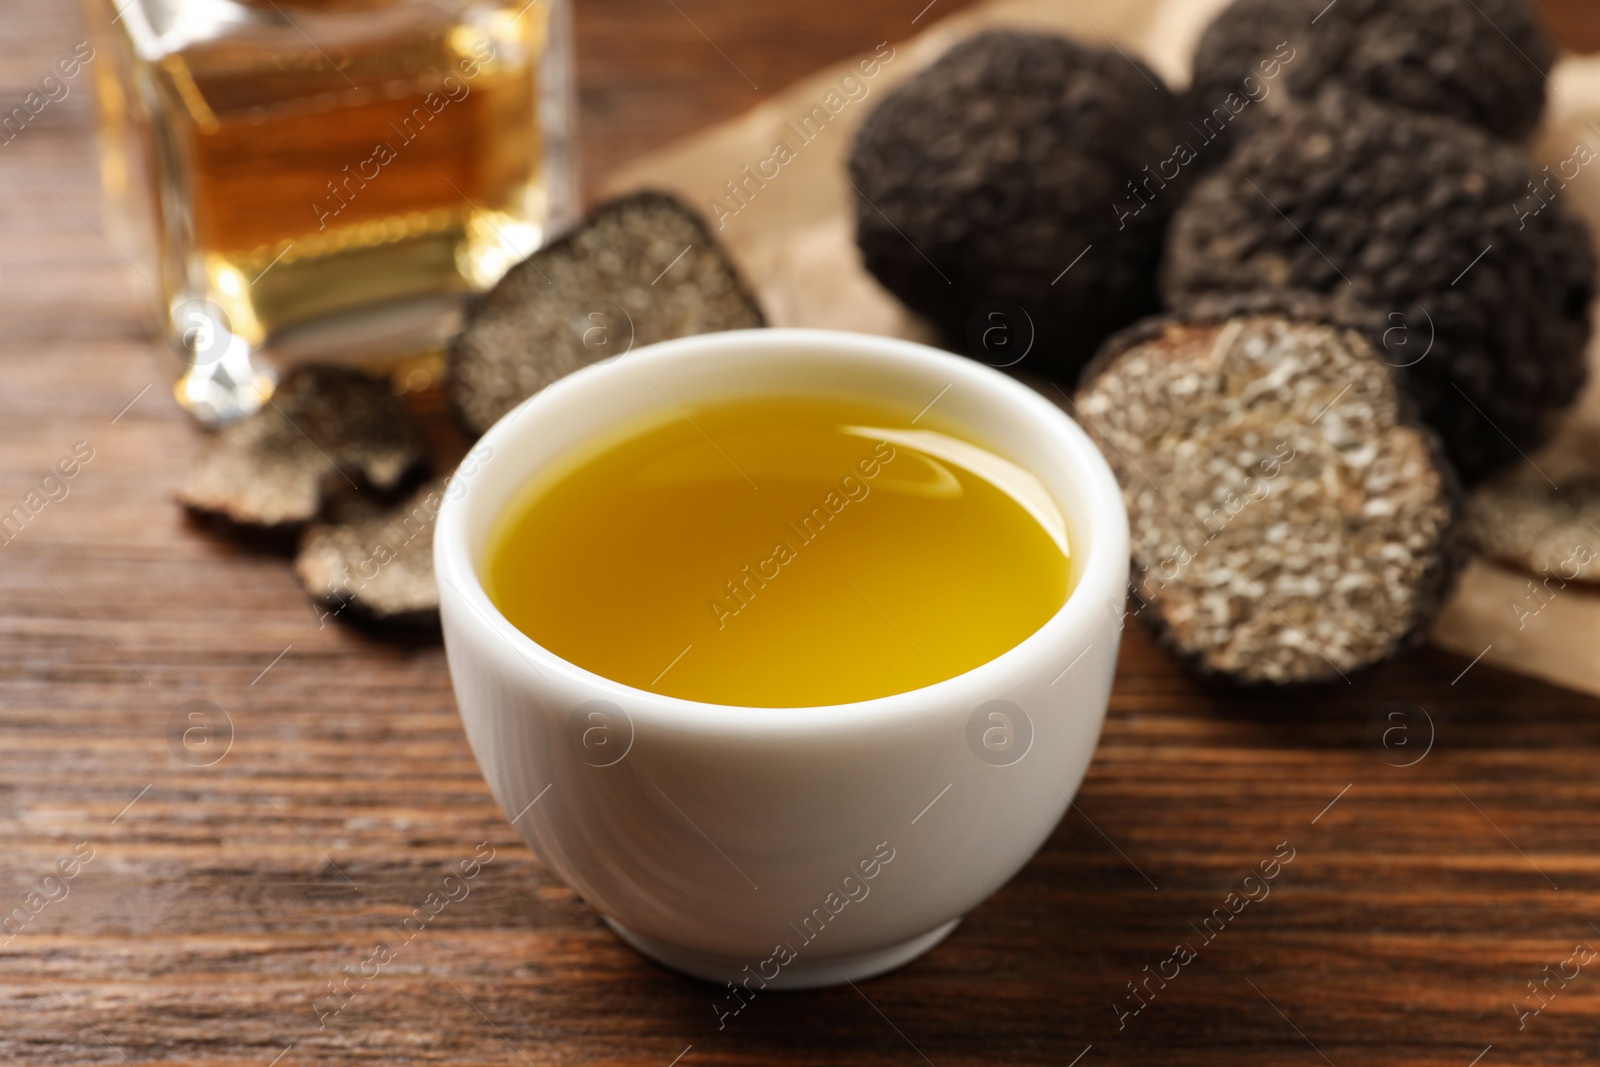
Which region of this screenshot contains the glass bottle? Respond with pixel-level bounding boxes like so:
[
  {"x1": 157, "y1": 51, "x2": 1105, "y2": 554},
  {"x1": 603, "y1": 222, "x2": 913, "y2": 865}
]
[{"x1": 84, "y1": 0, "x2": 577, "y2": 423}]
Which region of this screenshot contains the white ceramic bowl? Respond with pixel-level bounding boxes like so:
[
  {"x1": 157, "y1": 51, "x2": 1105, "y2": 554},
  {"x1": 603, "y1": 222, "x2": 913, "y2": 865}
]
[{"x1": 435, "y1": 328, "x2": 1129, "y2": 990}]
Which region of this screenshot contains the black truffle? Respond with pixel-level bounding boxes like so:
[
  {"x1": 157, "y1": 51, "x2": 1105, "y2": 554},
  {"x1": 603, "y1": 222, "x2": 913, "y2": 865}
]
[
  {"x1": 1188, "y1": 0, "x2": 1552, "y2": 151},
  {"x1": 1163, "y1": 91, "x2": 1596, "y2": 484},
  {"x1": 1467, "y1": 472, "x2": 1600, "y2": 584},
  {"x1": 449, "y1": 191, "x2": 765, "y2": 436},
  {"x1": 296, "y1": 475, "x2": 448, "y2": 629},
  {"x1": 1075, "y1": 301, "x2": 1467, "y2": 685},
  {"x1": 849, "y1": 31, "x2": 1187, "y2": 382},
  {"x1": 178, "y1": 365, "x2": 428, "y2": 528}
]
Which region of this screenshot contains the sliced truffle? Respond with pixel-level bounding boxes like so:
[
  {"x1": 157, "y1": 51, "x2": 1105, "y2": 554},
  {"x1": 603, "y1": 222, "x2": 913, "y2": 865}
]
[
  {"x1": 295, "y1": 476, "x2": 447, "y2": 629},
  {"x1": 1164, "y1": 91, "x2": 1596, "y2": 483},
  {"x1": 1467, "y1": 473, "x2": 1600, "y2": 584},
  {"x1": 1187, "y1": 0, "x2": 1552, "y2": 153},
  {"x1": 849, "y1": 31, "x2": 1187, "y2": 382},
  {"x1": 178, "y1": 365, "x2": 427, "y2": 528},
  {"x1": 448, "y1": 191, "x2": 765, "y2": 436},
  {"x1": 1076, "y1": 305, "x2": 1466, "y2": 685}
]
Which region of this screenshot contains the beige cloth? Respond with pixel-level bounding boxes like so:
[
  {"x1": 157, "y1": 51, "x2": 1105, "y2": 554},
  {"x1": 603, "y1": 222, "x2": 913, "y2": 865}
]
[{"x1": 605, "y1": 0, "x2": 1600, "y2": 695}]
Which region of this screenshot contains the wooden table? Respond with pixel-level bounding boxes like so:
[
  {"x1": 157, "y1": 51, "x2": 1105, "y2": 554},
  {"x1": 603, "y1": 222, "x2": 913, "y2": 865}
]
[{"x1": 4, "y1": 2, "x2": 1599, "y2": 1064}]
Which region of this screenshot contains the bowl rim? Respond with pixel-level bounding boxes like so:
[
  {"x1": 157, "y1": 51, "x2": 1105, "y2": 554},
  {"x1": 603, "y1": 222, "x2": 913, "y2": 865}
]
[{"x1": 434, "y1": 327, "x2": 1129, "y2": 735}]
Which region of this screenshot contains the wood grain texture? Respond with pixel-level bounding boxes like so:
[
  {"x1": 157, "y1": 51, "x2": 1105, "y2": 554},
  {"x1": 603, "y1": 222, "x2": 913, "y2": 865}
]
[{"x1": 2, "y1": 2, "x2": 1600, "y2": 1065}]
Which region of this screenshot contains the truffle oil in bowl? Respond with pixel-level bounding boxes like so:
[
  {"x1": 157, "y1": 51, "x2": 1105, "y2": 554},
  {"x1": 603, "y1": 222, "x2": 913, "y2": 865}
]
[{"x1": 482, "y1": 395, "x2": 1073, "y2": 707}]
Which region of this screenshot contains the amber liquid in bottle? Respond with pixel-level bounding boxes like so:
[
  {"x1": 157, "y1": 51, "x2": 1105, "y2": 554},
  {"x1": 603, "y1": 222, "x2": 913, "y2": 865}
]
[{"x1": 87, "y1": 0, "x2": 574, "y2": 416}]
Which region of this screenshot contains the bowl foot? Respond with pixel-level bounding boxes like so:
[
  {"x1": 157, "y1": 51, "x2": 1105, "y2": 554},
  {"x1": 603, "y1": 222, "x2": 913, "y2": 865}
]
[{"x1": 603, "y1": 916, "x2": 962, "y2": 990}]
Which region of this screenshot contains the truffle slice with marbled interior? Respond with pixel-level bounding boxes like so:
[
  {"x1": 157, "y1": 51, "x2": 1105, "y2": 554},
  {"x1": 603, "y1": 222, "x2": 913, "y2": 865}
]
[
  {"x1": 1076, "y1": 308, "x2": 1466, "y2": 684},
  {"x1": 448, "y1": 191, "x2": 765, "y2": 436},
  {"x1": 295, "y1": 475, "x2": 448, "y2": 629},
  {"x1": 1467, "y1": 473, "x2": 1600, "y2": 585},
  {"x1": 179, "y1": 365, "x2": 428, "y2": 529}
]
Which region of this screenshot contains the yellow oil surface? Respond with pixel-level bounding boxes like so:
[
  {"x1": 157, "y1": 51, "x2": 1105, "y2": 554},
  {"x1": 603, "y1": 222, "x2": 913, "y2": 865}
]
[{"x1": 483, "y1": 394, "x2": 1072, "y2": 707}]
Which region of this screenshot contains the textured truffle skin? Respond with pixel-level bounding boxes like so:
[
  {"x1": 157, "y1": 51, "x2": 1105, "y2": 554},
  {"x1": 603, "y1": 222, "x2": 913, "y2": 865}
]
[
  {"x1": 1189, "y1": 0, "x2": 1552, "y2": 146},
  {"x1": 1077, "y1": 304, "x2": 1468, "y2": 685},
  {"x1": 850, "y1": 31, "x2": 1186, "y2": 382},
  {"x1": 1164, "y1": 92, "x2": 1596, "y2": 484}
]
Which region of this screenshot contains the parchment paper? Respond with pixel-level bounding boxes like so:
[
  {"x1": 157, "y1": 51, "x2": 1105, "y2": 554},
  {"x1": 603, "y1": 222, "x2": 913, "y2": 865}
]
[{"x1": 603, "y1": 0, "x2": 1600, "y2": 696}]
